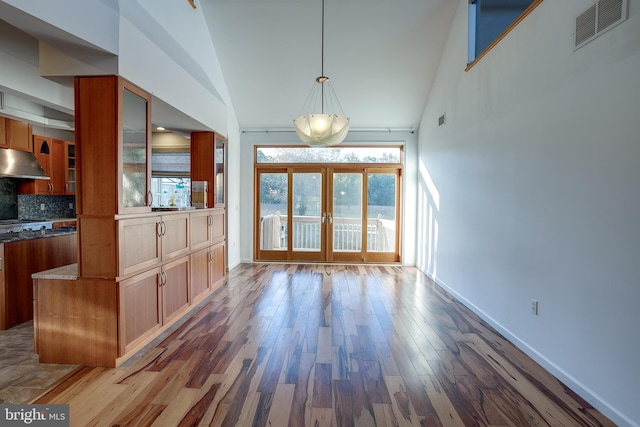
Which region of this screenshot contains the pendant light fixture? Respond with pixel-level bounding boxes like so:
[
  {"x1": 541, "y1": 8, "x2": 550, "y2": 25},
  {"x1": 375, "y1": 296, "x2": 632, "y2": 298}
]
[{"x1": 293, "y1": 0, "x2": 349, "y2": 147}]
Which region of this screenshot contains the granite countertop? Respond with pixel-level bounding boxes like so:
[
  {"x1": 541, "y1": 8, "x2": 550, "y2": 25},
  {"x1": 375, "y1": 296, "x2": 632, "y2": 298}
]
[
  {"x1": 32, "y1": 263, "x2": 78, "y2": 280},
  {"x1": 0, "y1": 228, "x2": 76, "y2": 244}
]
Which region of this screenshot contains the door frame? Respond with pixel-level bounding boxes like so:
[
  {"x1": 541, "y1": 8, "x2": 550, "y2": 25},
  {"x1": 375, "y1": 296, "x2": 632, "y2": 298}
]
[{"x1": 254, "y1": 160, "x2": 402, "y2": 264}]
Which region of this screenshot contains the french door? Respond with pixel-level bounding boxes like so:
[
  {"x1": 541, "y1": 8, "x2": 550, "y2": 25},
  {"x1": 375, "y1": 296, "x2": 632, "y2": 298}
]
[{"x1": 255, "y1": 166, "x2": 400, "y2": 263}]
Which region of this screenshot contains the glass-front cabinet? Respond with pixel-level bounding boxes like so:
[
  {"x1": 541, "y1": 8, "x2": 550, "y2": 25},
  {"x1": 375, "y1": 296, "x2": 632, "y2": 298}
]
[
  {"x1": 75, "y1": 75, "x2": 152, "y2": 217},
  {"x1": 214, "y1": 134, "x2": 225, "y2": 207},
  {"x1": 121, "y1": 83, "x2": 151, "y2": 213}
]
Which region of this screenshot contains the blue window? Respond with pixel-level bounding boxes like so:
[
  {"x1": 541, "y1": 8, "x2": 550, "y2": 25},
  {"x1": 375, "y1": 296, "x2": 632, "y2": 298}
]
[{"x1": 468, "y1": 0, "x2": 539, "y2": 64}]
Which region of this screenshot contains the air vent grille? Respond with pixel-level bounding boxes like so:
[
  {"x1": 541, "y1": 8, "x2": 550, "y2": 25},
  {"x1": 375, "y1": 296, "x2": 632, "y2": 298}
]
[
  {"x1": 575, "y1": 5, "x2": 597, "y2": 47},
  {"x1": 598, "y1": 0, "x2": 623, "y2": 31},
  {"x1": 574, "y1": 0, "x2": 627, "y2": 50}
]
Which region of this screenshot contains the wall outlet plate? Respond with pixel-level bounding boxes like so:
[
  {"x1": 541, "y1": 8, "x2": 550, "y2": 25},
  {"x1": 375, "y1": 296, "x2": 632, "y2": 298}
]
[
  {"x1": 531, "y1": 299, "x2": 539, "y2": 315},
  {"x1": 40, "y1": 203, "x2": 45, "y2": 210}
]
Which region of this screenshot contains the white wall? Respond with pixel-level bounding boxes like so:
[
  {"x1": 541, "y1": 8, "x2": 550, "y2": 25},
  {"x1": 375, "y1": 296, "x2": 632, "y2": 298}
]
[
  {"x1": 417, "y1": 1, "x2": 640, "y2": 426},
  {"x1": 239, "y1": 131, "x2": 418, "y2": 265}
]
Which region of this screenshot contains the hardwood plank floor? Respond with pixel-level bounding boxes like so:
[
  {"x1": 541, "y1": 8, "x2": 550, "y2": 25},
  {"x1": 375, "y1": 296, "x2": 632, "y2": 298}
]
[{"x1": 35, "y1": 264, "x2": 614, "y2": 426}]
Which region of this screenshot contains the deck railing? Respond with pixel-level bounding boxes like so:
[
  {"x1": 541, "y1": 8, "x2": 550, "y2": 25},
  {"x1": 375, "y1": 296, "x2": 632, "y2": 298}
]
[{"x1": 260, "y1": 214, "x2": 395, "y2": 252}]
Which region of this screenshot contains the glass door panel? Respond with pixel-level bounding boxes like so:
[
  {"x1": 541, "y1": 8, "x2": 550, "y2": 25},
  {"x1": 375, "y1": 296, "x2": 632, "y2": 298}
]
[
  {"x1": 292, "y1": 172, "x2": 323, "y2": 253},
  {"x1": 332, "y1": 172, "x2": 363, "y2": 254},
  {"x1": 258, "y1": 172, "x2": 288, "y2": 252},
  {"x1": 122, "y1": 87, "x2": 149, "y2": 209},
  {"x1": 367, "y1": 172, "x2": 397, "y2": 253}
]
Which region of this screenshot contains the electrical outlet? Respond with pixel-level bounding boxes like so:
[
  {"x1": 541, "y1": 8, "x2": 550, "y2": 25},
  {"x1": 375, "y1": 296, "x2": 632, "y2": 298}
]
[
  {"x1": 531, "y1": 299, "x2": 539, "y2": 315},
  {"x1": 40, "y1": 203, "x2": 45, "y2": 211},
  {"x1": 69, "y1": 203, "x2": 74, "y2": 209}
]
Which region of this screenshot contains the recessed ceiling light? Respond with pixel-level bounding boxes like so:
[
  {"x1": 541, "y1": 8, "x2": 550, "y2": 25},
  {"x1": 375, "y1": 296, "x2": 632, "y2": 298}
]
[{"x1": 157, "y1": 126, "x2": 165, "y2": 131}]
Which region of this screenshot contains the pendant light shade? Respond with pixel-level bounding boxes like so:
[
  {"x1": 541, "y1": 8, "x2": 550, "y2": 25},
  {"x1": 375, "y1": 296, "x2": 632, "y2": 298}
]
[{"x1": 293, "y1": 0, "x2": 349, "y2": 146}]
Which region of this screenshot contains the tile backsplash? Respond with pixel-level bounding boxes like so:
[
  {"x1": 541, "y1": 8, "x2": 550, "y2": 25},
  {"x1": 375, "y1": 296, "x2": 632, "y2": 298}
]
[
  {"x1": 18, "y1": 194, "x2": 76, "y2": 219},
  {"x1": 0, "y1": 178, "x2": 18, "y2": 219}
]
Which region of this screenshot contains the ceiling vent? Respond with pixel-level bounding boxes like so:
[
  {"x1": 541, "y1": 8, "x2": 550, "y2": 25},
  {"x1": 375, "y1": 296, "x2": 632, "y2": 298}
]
[{"x1": 574, "y1": 0, "x2": 627, "y2": 50}]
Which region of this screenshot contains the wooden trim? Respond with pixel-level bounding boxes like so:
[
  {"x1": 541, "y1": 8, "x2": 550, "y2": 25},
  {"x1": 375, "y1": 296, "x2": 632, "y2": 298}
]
[{"x1": 466, "y1": 0, "x2": 544, "y2": 71}]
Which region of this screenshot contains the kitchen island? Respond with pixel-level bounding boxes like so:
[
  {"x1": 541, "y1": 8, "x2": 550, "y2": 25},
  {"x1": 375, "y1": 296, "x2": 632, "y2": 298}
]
[{"x1": 0, "y1": 228, "x2": 77, "y2": 330}]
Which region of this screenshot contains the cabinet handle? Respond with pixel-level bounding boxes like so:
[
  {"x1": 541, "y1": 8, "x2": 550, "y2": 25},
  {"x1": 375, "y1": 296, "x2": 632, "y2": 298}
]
[
  {"x1": 328, "y1": 212, "x2": 333, "y2": 224},
  {"x1": 156, "y1": 222, "x2": 162, "y2": 237},
  {"x1": 160, "y1": 271, "x2": 167, "y2": 286},
  {"x1": 148, "y1": 191, "x2": 153, "y2": 207},
  {"x1": 208, "y1": 215, "x2": 213, "y2": 226},
  {"x1": 208, "y1": 250, "x2": 213, "y2": 262},
  {"x1": 0, "y1": 257, "x2": 2, "y2": 271},
  {"x1": 322, "y1": 212, "x2": 326, "y2": 224},
  {"x1": 161, "y1": 221, "x2": 166, "y2": 236}
]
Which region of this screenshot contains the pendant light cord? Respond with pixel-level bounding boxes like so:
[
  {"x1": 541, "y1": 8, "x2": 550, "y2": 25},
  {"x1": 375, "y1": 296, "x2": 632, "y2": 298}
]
[{"x1": 321, "y1": 0, "x2": 325, "y2": 113}]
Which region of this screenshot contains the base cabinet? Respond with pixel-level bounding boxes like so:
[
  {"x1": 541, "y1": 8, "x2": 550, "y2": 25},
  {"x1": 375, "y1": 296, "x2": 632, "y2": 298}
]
[
  {"x1": 1, "y1": 234, "x2": 77, "y2": 330},
  {"x1": 34, "y1": 209, "x2": 225, "y2": 367},
  {"x1": 161, "y1": 257, "x2": 190, "y2": 325},
  {"x1": 118, "y1": 268, "x2": 161, "y2": 356}
]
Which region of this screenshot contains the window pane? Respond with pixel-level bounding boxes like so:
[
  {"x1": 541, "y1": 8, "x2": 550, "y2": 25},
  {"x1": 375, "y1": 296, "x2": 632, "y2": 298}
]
[
  {"x1": 292, "y1": 173, "x2": 322, "y2": 252},
  {"x1": 257, "y1": 146, "x2": 401, "y2": 164},
  {"x1": 259, "y1": 173, "x2": 288, "y2": 250},
  {"x1": 333, "y1": 173, "x2": 363, "y2": 252},
  {"x1": 368, "y1": 173, "x2": 396, "y2": 252}
]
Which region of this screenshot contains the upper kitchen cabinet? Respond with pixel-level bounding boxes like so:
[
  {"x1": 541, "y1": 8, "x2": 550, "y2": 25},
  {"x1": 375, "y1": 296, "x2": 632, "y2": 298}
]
[
  {"x1": 191, "y1": 132, "x2": 226, "y2": 208},
  {"x1": 1, "y1": 118, "x2": 33, "y2": 152},
  {"x1": 75, "y1": 76, "x2": 152, "y2": 215},
  {"x1": 0, "y1": 119, "x2": 6, "y2": 148},
  {"x1": 19, "y1": 136, "x2": 66, "y2": 195}
]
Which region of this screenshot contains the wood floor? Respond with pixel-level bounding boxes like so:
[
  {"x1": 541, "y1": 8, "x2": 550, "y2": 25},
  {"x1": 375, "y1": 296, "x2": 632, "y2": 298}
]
[{"x1": 35, "y1": 264, "x2": 614, "y2": 426}]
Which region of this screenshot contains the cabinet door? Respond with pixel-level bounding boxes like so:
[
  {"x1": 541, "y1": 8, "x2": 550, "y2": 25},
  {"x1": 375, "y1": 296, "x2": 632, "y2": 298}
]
[
  {"x1": 32, "y1": 136, "x2": 52, "y2": 194},
  {"x1": 211, "y1": 209, "x2": 226, "y2": 244},
  {"x1": 161, "y1": 257, "x2": 189, "y2": 324},
  {"x1": 118, "y1": 268, "x2": 161, "y2": 355},
  {"x1": 120, "y1": 82, "x2": 151, "y2": 213},
  {"x1": 50, "y1": 139, "x2": 66, "y2": 194},
  {"x1": 118, "y1": 216, "x2": 161, "y2": 277},
  {"x1": 0, "y1": 119, "x2": 7, "y2": 148},
  {"x1": 6, "y1": 119, "x2": 32, "y2": 152},
  {"x1": 214, "y1": 134, "x2": 226, "y2": 207},
  {"x1": 211, "y1": 242, "x2": 226, "y2": 290},
  {"x1": 65, "y1": 142, "x2": 76, "y2": 194},
  {"x1": 190, "y1": 210, "x2": 212, "y2": 251},
  {"x1": 190, "y1": 248, "x2": 210, "y2": 303},
  {"x1": 161, "y1": 213, "x2": 190, "y2": 260}
]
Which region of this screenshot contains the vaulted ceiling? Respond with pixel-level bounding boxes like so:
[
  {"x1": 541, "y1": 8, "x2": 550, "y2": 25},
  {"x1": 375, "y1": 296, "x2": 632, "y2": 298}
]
[{"x1": 201, "y1": 0, "x2": 458, "y2": 132}]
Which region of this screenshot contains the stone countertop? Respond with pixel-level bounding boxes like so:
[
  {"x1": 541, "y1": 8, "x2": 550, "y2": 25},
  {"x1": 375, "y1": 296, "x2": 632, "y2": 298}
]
[
  {"x1": 0, "y1": 228, "x2": 76, "y2": 244},
  {"x1": 32, "y1": 263, "x2": 78, "y2": 280}
]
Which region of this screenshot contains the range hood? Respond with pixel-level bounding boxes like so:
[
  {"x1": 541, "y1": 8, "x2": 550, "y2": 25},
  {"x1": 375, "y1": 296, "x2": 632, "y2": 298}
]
[{"x1": 0, "y1": 148, "x2": 50, "y2": 180}]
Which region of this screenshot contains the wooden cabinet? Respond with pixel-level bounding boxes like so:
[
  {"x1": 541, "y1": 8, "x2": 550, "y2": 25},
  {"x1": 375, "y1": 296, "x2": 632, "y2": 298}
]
[
  {"x1": 161, "y1": 257, "x2": 190, "y2": 325},
  {"x1": 161, "y1": 213, "x2": 190, "y2": 261},
  {"x1": 211, "y1": 242, "x2": 226, "y2": 288},
  {"x1": 191, "y1": 132, "x2": 226, "y2": 208},
  {"x1": 117, "y1": 213, "x2": 189, "y2": 278},
  {"x1": 190, "y1": 248, "x2": 210, "y2": 302},
  {"x1": 75, "y1": 76, "x2": 152, "y2": 216},
  {"x1": 118, "y1": 267, "x2": 161, "y2": 355},
  {"x1": 118, "y1": 268, "x2": 162, "y2": 355},
  {"x1": 19, "y1": 136, "x2": 66, "y2": 195},
  {"x1": 118, "y1": 256, "x2": 189, "y2": 356},
  {"x1": 190, "y1": 209, "x2": 213, "y2": 251},
  {"x1": 0, "y1": 119, "x2": 6, "y2": 148},
  {"x1": 65, "y1": 142, "x2": 76, "y2": 194},
  {"x1": 117, "y1": 216, "x2": 161, "y2": 277},
  {"x1": 1, "y1": 233, "x2": 77, "y2": 330},
  {"x1": 4, "y1": 118, "x2": 32, "y2": 152}
]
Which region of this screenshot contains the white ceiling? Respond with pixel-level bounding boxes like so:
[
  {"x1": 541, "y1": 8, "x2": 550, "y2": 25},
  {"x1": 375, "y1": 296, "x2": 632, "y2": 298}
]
[{"x1": 201, "y1": 0, "x2": 458, "y2": 132}]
